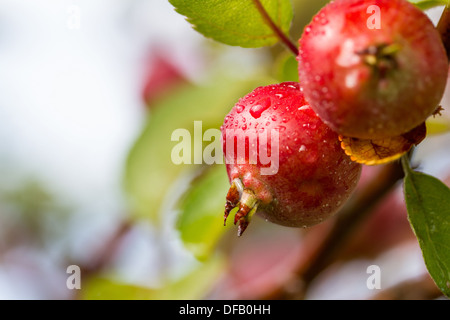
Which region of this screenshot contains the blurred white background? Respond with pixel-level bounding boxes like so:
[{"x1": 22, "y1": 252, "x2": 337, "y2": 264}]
[{"x1": 0, "y1": 0, "x2": 206, "y2": 299}]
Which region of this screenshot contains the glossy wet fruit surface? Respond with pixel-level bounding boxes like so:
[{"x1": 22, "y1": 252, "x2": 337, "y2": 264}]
[
  {"x1": 298, "y1": 0, "x2": 448, "y2": 139},
  {"x1": 221, "y1": 82, "x2": 362, "y2": 235}
]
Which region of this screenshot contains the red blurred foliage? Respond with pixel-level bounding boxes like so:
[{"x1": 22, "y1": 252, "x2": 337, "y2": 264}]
[{"x1": 141, "y1": 50, "x2": 188, "y2": 108}]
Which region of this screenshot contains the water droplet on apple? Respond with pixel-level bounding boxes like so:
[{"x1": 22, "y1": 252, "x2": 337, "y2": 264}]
[
  {"x1": 249, "y1": 97, "x2": 271, "y2": 119},
  {"x1": 236, "y1": 105, "x2": 245, "y2": 113}
]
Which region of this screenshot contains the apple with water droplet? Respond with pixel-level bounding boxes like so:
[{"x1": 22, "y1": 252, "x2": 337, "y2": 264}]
[
  {"x1": 221, "y1": 82, "x2": 362, "y2": 236},
  {"x1": 298, "y1": 0, "x2": 448, "y2": 139}
]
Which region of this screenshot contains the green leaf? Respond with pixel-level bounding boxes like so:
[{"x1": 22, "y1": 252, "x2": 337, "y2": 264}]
[
  {"x1": 169, "y1": 0, "x2": 294, "y2": 48},
  {"x1": 81, "y1": 278, "x2": 155, "y2": 300},
  {"x1": 81, "y1": 256, "x2": 224, "y2": 300},
  {"x1": 402, "y1": 157, "x2": 450, "y2": 297},
  {"x1": 275, "y1": 52, "x2": 299, "y2": 82},
  {"x1": 408, "y1": 0, "x2": 448, "y2": 10},
  {"x1": 426, "y1": 117, "x2": 450, "y2": 135},
  {"x1": 156, "y1": 255, "x2": 224, "y2": 299},
  {"x1": 177, "y1": 164, "x2": 231, "y2": 260},
  {"x1": 124, "y1": 78, "x2": 271, "y2": 222}
]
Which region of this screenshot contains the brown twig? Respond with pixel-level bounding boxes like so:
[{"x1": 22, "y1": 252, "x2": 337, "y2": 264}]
[
  {"x1": 370, "y1": 274, "x2": 443, "y2": 300},
  {"x1": 252, "y1": 0, "x2": 299, "y2": 56},
  {"x1": 81, "y1": 220, "x2": 133, "y2": 278},
  {"x1": 67, "y1": 219, "x2": 133, "y2": 299},
  {"x1": 301, "y1": 162, "x2": 404, "y2": 287},
  {"x1": 274, "y1": 160, "x2": 405, "y2": 299},
  {"x1": 437, "y1": 5, "x2": 450, "y2": 61}
]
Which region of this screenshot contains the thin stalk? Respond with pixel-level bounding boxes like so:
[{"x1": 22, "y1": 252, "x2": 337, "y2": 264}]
[
  {"x1": 252, "y1": 0, "x2": 299, "y2": 56},
  {"x1": 437, "y1": 4, "x2": 450, "y2": 60}
]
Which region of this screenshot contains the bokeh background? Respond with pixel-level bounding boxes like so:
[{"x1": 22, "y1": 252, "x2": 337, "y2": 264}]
[{"x1": 0, "y1": 0, "x2": 449, "y2": 299}]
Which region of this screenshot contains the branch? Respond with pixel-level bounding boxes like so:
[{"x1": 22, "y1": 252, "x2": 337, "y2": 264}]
[
  {"x1": 370, "y1": 274, "x2": 442, "y2": 300},
  {"x1": 437, "y1": 5, "x2": 450, "y2": 61},
  {"x1": 274, "y1": 160, "x2": 405, "y2": 299},
  {"x1": 67, "y1": 219, "x2": 133, "y2": 299},
  {"x1": 80, "y1": 220, "x2": 132, "y2": 276},
  {"x1": 305, "y1": 162, "x2": 404, "y2": 286}
]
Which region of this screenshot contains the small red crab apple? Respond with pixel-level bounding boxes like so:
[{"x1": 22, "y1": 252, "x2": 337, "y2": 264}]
[
  {"x1": 298, "y1": 0, "x2": 448, "y2": 139},
  {"x1": 221, "y1": 82, "x2": 362, "y2": 236}
]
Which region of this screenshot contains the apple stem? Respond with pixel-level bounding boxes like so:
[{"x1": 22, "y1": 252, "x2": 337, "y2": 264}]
[
  {"x1": 235, "y1": 190, "x2": 258, "y2": 237},
  {"x1": 224, "y1": 178, "x2": 244, "y2": 226},
  {"x1": 224, "y1": 178, "x2": 259, "y2": 236},
  {"x1": 251, "y1": 0, "x2": 299, "y2": 57}
]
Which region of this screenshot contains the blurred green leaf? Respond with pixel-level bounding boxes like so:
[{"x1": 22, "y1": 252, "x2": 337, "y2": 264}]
[
  {"x1": 169, "y1": 0, "x2": 293, "y2": 48},
  {"x1": 408, "y1": 0, "x2": 447, "y2": 10},
  {"x1": 82, "y1": 278, "x2": 154, "y2": 300},
  {"x1": 402, "y1": 157, "x2": 450, "y2": 297},
  {"x1": 0, "y1": 180, "x2": 71, "y2": 248},
  {"x1": 290, "y1": 0, "x2": 330, "y2": 41},
  {"x1": 156, "y1": 255, "x2": 224, "y2": 299},
  {"x1": 276, "y1": 53, "x2": 299, "y2": 82},
  {"x1": 82, "y1": 256, "x2": 224, "y2": 300},
  {"x1": 124, "y1": 78, "x2": 271, "y2": 223},
  {"x1": 426, "y1": 117, "x2": 450, "y2": 135},
  {"x1": 177, "y1": 164, "x2": 231, "y2": 260}
]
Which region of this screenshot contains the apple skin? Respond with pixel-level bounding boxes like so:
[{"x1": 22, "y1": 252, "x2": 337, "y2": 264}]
[
  {"x1": 222, "y1": 82, "x2": 361, "y2": 232},
  {"x1": 298, "y1": 0, "x2": 448, "y2": 139}
]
